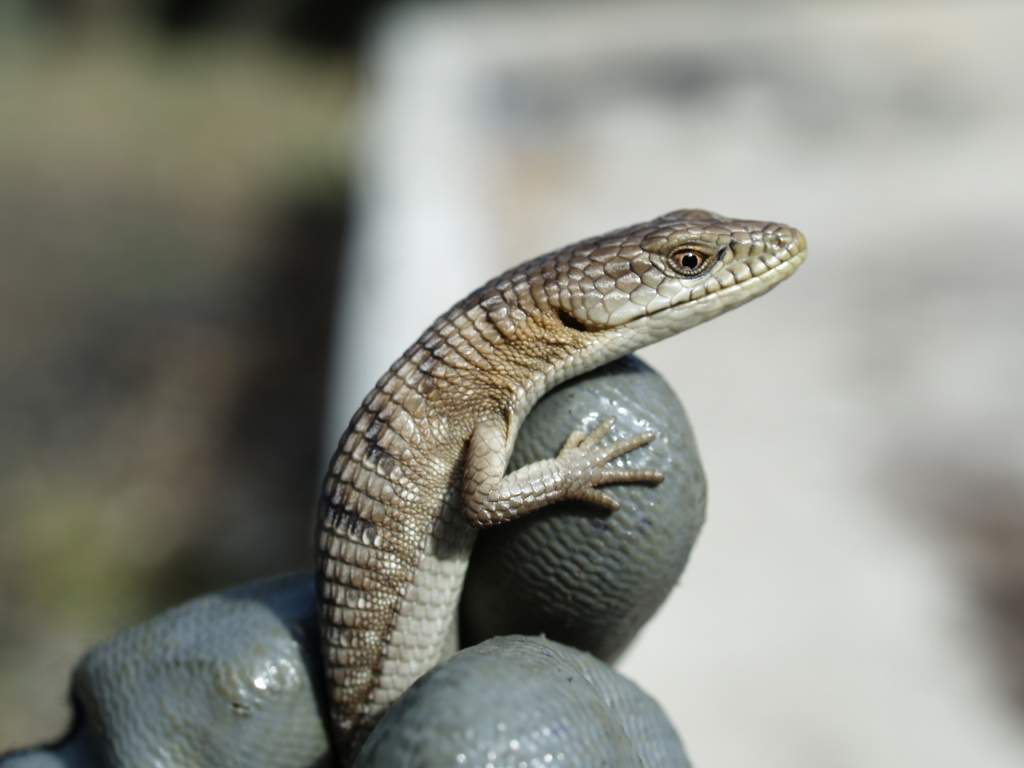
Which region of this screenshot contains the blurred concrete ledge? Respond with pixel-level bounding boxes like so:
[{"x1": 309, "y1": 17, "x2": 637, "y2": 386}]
[{"x1": 327, "y1": 3, "x2": 1024, "y2": 767}]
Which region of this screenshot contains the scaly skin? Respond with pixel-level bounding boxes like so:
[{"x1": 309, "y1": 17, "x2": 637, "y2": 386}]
[{"x1": 316, "y1": 209, "x2": 807, "y2": 763}]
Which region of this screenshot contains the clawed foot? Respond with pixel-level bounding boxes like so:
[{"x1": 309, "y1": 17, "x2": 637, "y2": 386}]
[{"x1": 557, "y1": 418, "x2": 664, "y2": 511}]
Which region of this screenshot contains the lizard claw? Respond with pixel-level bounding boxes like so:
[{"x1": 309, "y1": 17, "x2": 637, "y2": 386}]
[
  {"x1": 557, "y1": 418, "x2": 664, "y2": 509},
  {"x1": 575, "y1": 487, "x2": 621, "y2": 511},
  {"x1": 579, "y1": 417, "x2": 615, "y2": 448},
  {"x1": 560, "y1": 429, "x2": 587, "y2": 453}
]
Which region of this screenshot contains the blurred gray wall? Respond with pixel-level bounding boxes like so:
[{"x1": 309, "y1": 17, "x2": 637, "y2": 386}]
[{"x1": 329, "y1": 4, "x2": 1024, "y2": 766}]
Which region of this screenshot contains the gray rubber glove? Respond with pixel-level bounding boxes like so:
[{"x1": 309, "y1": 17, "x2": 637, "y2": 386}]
[{"x1": 1, "y1": 357, "x2": 703, "y2": 767}]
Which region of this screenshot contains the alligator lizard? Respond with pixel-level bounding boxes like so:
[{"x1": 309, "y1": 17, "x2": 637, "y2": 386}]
[{"x1": 316, "y1": 209, "x2": 806, "y2": 763}]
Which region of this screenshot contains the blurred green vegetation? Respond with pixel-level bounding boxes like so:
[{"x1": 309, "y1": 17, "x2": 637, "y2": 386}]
[{"x1": 0, "y1": 12, "x2": 354, "y2": 748}]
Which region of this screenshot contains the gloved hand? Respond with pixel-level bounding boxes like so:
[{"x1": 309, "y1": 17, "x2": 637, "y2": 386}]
[{"x1": 1, "y1": 357, "x2": 704, "y2": 768}]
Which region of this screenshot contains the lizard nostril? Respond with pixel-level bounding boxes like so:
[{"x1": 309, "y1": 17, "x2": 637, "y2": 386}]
[{"x1": 795, "y1": 229, "x2": 807, "y2": 253}]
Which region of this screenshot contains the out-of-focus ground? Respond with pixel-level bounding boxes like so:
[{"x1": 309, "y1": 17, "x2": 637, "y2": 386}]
[
  {"x1": 0, "y1": 7, "x2": 352, "y2": 747},
  {"x1": 3, "y1": 2, "x2": 1024, "y2": 766}
]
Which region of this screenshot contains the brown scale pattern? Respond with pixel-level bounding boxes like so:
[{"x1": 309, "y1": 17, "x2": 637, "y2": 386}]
[
  {"x1": 316, "y1": 299, "x2": 571, "y2": 756},
  {"x1": 315, "y1": 210, "x2": 807, "y2": 764}
]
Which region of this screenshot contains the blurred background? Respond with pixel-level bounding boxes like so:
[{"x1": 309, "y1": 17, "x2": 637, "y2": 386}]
[{"x1": 2, "y1": 2, "x2": 1024, "y2": 766}]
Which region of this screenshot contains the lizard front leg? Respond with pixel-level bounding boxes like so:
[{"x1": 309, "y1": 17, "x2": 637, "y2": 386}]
[{"x1": 462, "y1": 416, "x2": 664, "y2": 528}]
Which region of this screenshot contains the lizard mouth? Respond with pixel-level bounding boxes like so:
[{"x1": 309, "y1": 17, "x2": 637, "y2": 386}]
[
  {"x1": 702, "y1": 244, "x2": 804, "y2": 300},
  {"x1": 661, "y1": 236, "x2": 806, "y2": 315},
  {"x1": 619, "y1": 238, "x2": 806, "y2": 336}
]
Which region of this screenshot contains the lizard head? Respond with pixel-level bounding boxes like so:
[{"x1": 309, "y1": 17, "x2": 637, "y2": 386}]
[{"x1": 545, "y1": 209, "x2": 806, "y2": 344}]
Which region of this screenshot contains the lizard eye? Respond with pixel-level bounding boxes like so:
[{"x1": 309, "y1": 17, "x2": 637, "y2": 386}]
[{"x1": 668, "y1": 246, "x2": 718, "y2": 277}]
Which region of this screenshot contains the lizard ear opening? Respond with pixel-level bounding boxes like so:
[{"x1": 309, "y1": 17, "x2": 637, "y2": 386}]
[{"x1": 556, "y1": 307, "x2": 589, "y2": 333}]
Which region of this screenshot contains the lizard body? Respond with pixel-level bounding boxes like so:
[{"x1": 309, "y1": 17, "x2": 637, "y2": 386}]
[{"x1": 316, "y1": 209, "x2": 806, "y2": 762}]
